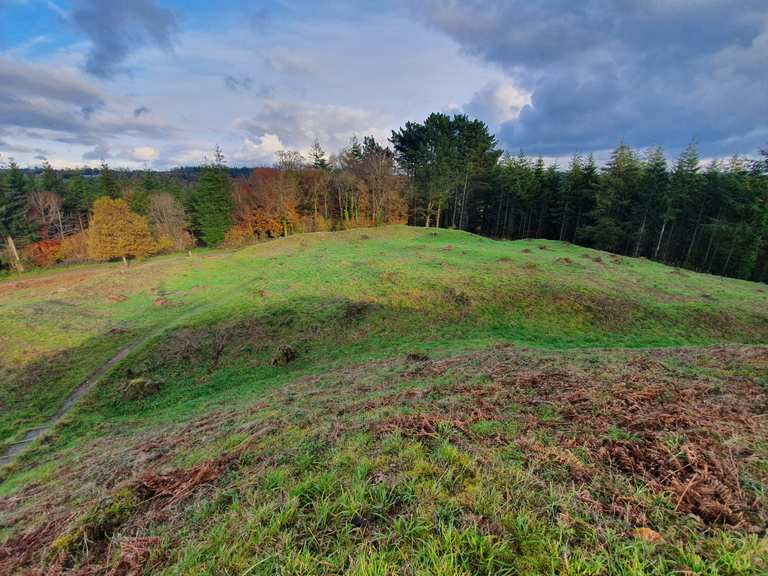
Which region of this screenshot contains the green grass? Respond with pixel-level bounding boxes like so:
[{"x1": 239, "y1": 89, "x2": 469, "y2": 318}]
[
  {"x1": 2, "y1": 226, "x2": 766, "y2": 446},
  {"x1": 1, "y1": 226, "x2": 767, "y2": 574}
]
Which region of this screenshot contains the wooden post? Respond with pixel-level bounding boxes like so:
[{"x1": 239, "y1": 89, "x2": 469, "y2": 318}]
[{"x1": 5, "y1": 236, "x2": 24, "y2": 273}]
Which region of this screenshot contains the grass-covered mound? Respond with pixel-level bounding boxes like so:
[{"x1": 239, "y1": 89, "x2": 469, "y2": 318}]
[{"x1": 1, "y1": 226, "x2": 767, "y2": 574}]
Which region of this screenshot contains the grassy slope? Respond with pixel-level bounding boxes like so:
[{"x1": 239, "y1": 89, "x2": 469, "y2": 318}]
[{"x1": 1, "y1": 226, "x2": 767, "y2": 574}]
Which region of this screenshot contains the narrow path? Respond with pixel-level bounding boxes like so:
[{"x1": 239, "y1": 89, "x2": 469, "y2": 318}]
[
  {"x1": 0, "y1": 338, "x2": 147, "y2": 467},
  {"x1": 0, "y1": 272, "x2": 260, "y2": 470}
]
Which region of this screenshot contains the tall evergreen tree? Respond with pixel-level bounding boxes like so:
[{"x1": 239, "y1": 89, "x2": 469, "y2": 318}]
[
  {"x1": 579, "y1": 144, "x2": 641, "y2": 252},
  {"x1": 310, "y1": 139, "x2": 330, "y2": 171},
  {"x1": 98, "y1": 161, "x2": 120, "y2": 199},
  {"x1": 0, "y1": 160, "x2": 33, "y2": 270},
  {"x1": 635, "y1": 147, "x2": 668, "y2": 257},
  {"x1": 190, "y1": 148, "x2": 234, "y2": 245},
  {"x1": 40, "y1": 160, "x2": 63, "y2": 195}
]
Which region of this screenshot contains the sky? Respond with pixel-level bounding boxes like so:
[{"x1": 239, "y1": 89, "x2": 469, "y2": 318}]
[{"x1": 0, "y1": 0, "x2": 766, "y2": 169}]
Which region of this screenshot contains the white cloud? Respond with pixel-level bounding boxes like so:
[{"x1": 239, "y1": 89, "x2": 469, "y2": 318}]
[
  {"x1": 131, "y1": 145, "x2": 158, "y2": 162},
  {"x1": 236, "y1": 100, "x2": 389, "y2": 151},
  {"x1": 464, "y1": 80, "x2": 531, "y2": 128},
  {"x1": 2, "y1": 7, "x2": 509, "y2": 167}
]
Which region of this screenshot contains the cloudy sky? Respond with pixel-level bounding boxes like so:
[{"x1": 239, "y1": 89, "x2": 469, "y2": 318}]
[{"x1": 1, "y1": 0, "x2": 766, "y2": 169}]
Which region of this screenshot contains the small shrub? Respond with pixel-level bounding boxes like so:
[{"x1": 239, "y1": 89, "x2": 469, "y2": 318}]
[
  {"x1": 24, "y1": 239, "x2": 62, "y2": 266},
  {"x1": 272, "y1": 345, "x2": 297, "y2": 366},
  {"x1": 56, "y1": 232, "x2": 89, "y2": 263},
  {"x1": 406, "y1": 352, "x2": 430, "y2": 363},
  {"x1": 122, "y1": 377, "x2": 162, "y2": 400},
  {"x1": 223, "y1": 224, "x2": 258, "y2": 247}
]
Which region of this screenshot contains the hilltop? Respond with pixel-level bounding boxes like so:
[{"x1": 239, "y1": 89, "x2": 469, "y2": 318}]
[{"x1": 1, "y1": 226, "x2": 767, "y2": 574}]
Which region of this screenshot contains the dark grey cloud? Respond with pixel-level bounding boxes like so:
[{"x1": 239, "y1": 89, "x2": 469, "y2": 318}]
[
  {"x1": 224, "y1": 74, "x2": 253, "y2": 92},
  {"x1": 82, "y1": 143, "x2": 111, "y2": 160},
  {"x1": 418, "y1": 1, "x2": 768, "y2": 155},
  {"x1": 133, "y1": 105, "x2": 150, "y2": 117},
  {"x1": 0, "y1": 56, "x2": 103, "y2": 110},
  {"x1": 71, "y1": 0, "x2": 178, "y2": 78},
  {"x1": 0, "y1": 57, "x2": 174, "y2": 146},
  {"x1": 0, "y1": 139, "x2": 49, "y2": 157}
]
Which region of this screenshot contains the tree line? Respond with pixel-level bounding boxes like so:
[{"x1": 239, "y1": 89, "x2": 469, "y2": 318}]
[
  {"x1": 0, "y1": 137, "x2": 407, "y2": 271},
  {"x1": 1, "y1": 112, "x2": 766, "y2": 282},
  {"x1": 392, "y1": 113, "x2": 768, "y2": 283}
]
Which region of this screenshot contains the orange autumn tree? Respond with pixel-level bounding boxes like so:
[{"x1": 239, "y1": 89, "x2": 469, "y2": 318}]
[{"x1": 87, "y1": 197, "x2": 157, "y2": 263}]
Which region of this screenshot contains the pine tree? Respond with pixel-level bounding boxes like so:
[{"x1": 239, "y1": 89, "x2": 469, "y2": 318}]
[
  {"x1": 190, "y1": 148, "x2": 234, "y2": 245},
  {"x1": 638, "y1": 147, "x2": 669, "y2": 258},
  {"x1": 1, "y1": 161, "x2": 33, "y2": 271},
  {"x1": 349, "y1": 137, "x2": 363, "y2": 163},
  {"x1": 667, "y1": 141, "x2": 703, "y2": 263},
  {"x1": 310, "y1": 139, "x2": 330, "y2": 171},
  {"x1": 98, "y1": 161, "x2": 120, "y2": 199},
  {"x1": 41, "y1": 160, "x2": 63, "y2": 195},
  {"x1": 580, "y1": 143, "x2": 641, "y2": 252}
]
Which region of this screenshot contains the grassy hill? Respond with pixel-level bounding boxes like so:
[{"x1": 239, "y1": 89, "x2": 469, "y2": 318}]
[{"x1": 1, "y1": 226, "x2": 766, "y2": 574}]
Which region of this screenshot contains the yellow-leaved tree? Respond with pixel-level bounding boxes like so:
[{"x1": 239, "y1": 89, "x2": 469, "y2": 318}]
[{"x1": 88, "y1": 197, "x2": 157, "y2": 263}]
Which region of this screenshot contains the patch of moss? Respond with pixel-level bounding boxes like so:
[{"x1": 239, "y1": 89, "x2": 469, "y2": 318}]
[{"x1": 51, "y1": 487, "x2": 139, "y2": 556}]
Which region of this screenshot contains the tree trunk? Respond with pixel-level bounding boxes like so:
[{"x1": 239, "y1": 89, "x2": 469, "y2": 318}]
[
  {"x1": 435, "y1": 201, "x2": 442, "y2": 229},
  {"x1": 56, "y1": 207, "x2": 65, "y2": 240},
  {"x1": 634, "y1": 213, "x2": 647, "y2": 257},
  {"x1": 654, "y1": 219, "x2": 667, "y2": 260},
  {"x1": 495, "y1": 196, "x2": 504, "y2": 237},
  {"x1": 573, "y1": 207, "x2": 582, "y2": 243},
  {"x1": 559, "y1": 203, "x2": 569, "y2": 241},
  {"x1": 451, "y1": 190, "x2": 459, "y2": 228},
  {"x1": 425, "y1": 200, "x2": 433, "y2": 228},
  {"x1": 684, "y1": 208, "x2": 704, "y2": 266},
  {"x1": 5, "y1": 236, "x2": 24, "y2": 273},
  {"x1": 460, "y1": 189, "x2": 469, "y2": 231},
  {"x1": 663, "y1": 223, "x2": 675, "y2": 263},
  {"x1": 455, "y1": 172, "x2": 469, "y2": 229},
  {"x1": 121, "y1": 255, "x2": 128, "y2": 267},
  {"x1": 722, "y1": 235, "x2": 737, "y2": 276},
  {"x1": 703, "y1": 230, "x2": 715, "y2": 272}
]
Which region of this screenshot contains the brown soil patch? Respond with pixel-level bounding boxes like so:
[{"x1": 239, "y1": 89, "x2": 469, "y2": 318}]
[{"x1": 0, "y1": 268, "x2": 107, "y2": 297}]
